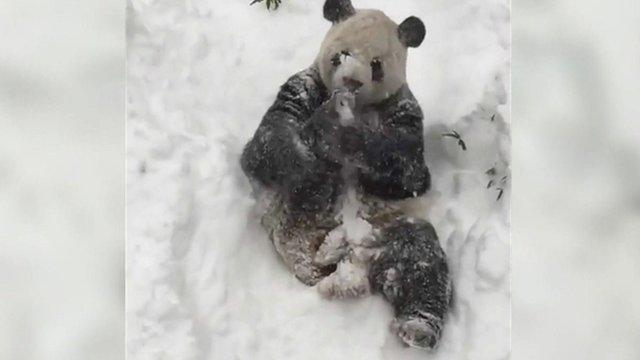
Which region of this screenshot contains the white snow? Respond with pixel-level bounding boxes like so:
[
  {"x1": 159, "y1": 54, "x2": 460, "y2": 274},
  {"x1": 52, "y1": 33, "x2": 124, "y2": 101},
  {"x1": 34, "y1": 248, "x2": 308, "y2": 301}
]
[
  {"x1": 334, "y1": 91, "x2": 356, "y2": 126},
  {"x1": 127, "y1": 0, "x2": 510, "y2": 359}
]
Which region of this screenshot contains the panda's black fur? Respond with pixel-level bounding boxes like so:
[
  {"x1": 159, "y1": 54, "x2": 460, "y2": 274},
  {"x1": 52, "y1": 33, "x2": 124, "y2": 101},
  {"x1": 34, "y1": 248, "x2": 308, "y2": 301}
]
[
  {"x1": 240, "y1": 0, "x2": 451, "y2": 350},
  {"x1": 240, "y1": 67, "x2": 343, "y2": 221},
  {"x1": 369, "y1": 218, "x2": 453, "y2": 349}
]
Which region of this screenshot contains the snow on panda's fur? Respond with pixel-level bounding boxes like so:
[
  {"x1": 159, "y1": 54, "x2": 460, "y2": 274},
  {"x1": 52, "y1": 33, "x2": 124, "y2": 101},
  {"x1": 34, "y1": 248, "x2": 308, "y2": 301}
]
[{"x1": 241, "y1": 0, "x2": 451, "y2": 350}]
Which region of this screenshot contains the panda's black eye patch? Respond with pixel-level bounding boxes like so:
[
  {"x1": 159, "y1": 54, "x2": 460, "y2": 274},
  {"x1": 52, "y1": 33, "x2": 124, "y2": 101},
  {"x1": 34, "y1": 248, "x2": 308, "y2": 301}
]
[
  {"x1": 371, "y1": 58, "x2": 384, "y2": 82},
  {"x1": 341, "y1": 50, "x2": 351, "y2": 56},
  {"x1": 331, "y1": 53, "x2": 341, "y2": 67}
]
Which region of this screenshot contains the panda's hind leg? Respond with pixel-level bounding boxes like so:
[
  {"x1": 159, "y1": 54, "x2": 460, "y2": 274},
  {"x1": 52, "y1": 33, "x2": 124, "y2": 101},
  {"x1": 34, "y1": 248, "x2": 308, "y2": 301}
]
[
  {"x1": 369, "y1": 218, "x2": 452, "y2": 349},
  {"x1": 261, "y1": 192, "x2": 339, "y2": 286}
]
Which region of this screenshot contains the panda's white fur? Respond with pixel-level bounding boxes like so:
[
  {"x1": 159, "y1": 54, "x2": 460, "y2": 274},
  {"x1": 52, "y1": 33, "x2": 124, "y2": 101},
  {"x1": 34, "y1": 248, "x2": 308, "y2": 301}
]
[{"x1": 315, "y1": 9, "x2": 408, "y2": 105}]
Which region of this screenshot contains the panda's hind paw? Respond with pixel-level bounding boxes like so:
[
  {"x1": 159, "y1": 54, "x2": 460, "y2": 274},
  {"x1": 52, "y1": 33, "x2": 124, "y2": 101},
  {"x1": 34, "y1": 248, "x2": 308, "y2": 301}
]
[{"x1": 392, "y1": 315, "x2": 441, "y2": 350}]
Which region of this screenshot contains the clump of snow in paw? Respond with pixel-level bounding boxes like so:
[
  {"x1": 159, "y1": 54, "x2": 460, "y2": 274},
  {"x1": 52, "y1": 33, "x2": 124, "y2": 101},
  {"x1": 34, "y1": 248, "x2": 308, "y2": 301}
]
[
  {"x1": 127, "y1": 0, "x2": 510, "y2": 359},
  {"x1": 334, "y1": 90, "x2": 356, "y2": 126}
]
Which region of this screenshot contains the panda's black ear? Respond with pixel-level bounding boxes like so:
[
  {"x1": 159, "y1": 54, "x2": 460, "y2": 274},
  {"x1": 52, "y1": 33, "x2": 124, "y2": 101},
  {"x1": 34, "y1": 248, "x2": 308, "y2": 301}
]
[
  {"x1": 398, "y1": 16, "x2": 426, "y2": 48},
  {"x1": 324, "y1": 0, "x2": 356, "y2": 23}
]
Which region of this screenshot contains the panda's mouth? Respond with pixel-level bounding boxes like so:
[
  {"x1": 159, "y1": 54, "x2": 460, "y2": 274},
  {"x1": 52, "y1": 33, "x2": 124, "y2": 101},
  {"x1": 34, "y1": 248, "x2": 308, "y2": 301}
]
[{"x1": 342, "y1": 77, "x2": 363, "y2": 92}]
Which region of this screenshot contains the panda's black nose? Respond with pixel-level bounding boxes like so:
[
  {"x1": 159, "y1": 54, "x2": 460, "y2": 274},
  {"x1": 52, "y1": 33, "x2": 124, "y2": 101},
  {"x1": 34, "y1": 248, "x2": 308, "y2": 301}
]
[{"x1": 343, "y1": 77, "x2": 363, "y2": 91}]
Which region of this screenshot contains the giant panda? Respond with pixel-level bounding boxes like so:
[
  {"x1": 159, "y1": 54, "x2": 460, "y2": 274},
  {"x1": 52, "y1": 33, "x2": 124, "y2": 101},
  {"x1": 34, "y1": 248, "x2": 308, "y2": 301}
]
[{"x1": 241, "y1": 0, "x2": 452, "y2": 349}]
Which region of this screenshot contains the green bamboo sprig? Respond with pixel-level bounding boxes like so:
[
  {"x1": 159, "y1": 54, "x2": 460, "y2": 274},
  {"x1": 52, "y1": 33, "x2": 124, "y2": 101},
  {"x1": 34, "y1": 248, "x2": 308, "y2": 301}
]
[{"x1": 250, "y1": 0, "x2": 282, "y2": 10}]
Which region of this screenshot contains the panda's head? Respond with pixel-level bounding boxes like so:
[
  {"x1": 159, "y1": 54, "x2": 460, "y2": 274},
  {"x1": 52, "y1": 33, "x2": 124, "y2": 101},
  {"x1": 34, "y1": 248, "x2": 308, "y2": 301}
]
[{"x1": 316, "y1": 0, "x2": 426, "y2": 106}]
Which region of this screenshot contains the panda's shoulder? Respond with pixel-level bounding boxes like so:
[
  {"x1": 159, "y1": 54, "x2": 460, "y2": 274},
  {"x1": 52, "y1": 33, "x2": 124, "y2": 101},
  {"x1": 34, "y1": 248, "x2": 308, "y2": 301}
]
[
  {"x1": 379, "y1": 85, "x2": 423, "y2": 120},
  {"x1": 281, "y1": 67, "x2": 323, "y2": 90}
]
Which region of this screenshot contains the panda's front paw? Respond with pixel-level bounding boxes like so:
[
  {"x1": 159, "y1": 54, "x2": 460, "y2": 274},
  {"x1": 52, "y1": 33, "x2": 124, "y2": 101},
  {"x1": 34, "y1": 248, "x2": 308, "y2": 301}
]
[
  {"x1": 339, "y1": 125, "x2": 364, "y2": 159},
  {"x1": 314, "y1": 227, "x2": 348, "y2": 266},
  {"x1": 286, "y1": 166, "x2": 342, "y2": 220}
]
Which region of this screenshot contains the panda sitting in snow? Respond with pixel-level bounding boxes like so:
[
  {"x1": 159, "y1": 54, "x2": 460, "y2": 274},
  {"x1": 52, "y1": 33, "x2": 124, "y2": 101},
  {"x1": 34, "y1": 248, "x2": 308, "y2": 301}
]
[{"x1": 241, "y1": 0, "x2": 452, "y2": 349}]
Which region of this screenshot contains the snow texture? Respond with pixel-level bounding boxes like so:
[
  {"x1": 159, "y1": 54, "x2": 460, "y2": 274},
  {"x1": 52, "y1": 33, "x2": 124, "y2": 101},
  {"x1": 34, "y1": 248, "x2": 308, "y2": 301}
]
[{"x1": 127, "y1": 0, "x2": 510, "y2": 359}]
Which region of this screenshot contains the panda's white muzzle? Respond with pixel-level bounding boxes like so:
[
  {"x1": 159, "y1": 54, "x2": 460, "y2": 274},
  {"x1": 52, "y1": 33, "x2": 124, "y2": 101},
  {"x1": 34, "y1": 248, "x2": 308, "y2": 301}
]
[{"x1": 331, "y1": 54, "x2": 368, "y2": 94}]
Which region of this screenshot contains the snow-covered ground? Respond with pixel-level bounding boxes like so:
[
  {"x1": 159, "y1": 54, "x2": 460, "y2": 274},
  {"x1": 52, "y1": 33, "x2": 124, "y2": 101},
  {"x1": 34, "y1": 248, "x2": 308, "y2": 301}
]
[{"x1": 126, "y1": 0, "x2": 510, "y2": 359}]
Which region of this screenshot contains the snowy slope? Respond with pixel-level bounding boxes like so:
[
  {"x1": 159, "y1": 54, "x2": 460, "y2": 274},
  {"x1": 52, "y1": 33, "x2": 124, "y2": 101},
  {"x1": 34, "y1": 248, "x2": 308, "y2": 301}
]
[{"x1": 126, "y1": 0, "x2": 510, "y2": 359}]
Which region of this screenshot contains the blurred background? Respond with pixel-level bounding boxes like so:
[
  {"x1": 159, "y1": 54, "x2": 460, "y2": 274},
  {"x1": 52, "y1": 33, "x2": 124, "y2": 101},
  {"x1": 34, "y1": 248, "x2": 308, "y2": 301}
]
[
  {"x1": 0, "y1": 0, "x2": 124, "y2": 359},
  {"x1": 0, "y1": 0, "x2": 638, "y2": 359},
  {"x1": 513, "y1": 0, "x2": 640, "y2": 358}
]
